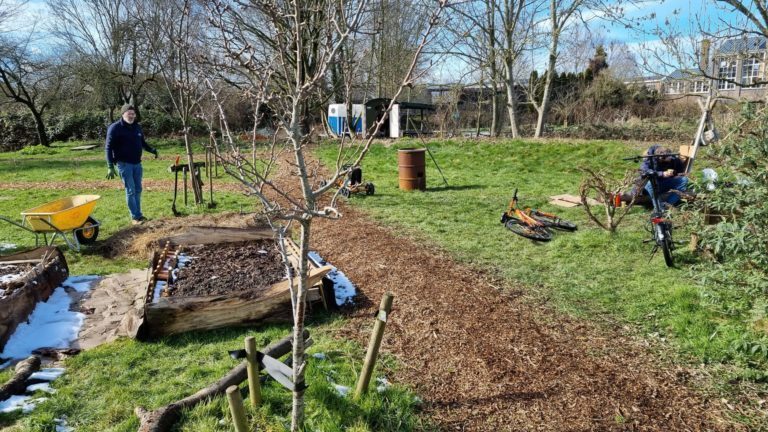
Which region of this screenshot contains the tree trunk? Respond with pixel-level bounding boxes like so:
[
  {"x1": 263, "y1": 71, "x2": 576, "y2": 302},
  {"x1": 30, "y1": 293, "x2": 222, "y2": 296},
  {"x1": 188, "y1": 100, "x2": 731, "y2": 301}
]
[
  {"x1": 30, "y1": 108, "x2": 49, "y2": 147},
  {"x1": 487, "y1": 0, "x2": 498, "y2": 137},
  {"x1": 534, "y1": 34, "x2": 559, "y2": 138},
  {"x1": 504, "y1": 65, "x2": 520, "y2": 138},
  {"x1": 291, "y1": 219, "x2": 310, "y2": 431},
  {"x1": 476, "y1": 70, "x2": 484, "y2": 137}
]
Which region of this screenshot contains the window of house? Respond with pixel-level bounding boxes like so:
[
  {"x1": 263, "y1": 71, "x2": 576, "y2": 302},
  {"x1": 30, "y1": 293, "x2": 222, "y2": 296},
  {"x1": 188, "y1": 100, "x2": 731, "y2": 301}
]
[
  {"x1": 717, "y1": 59, "x2": 737, "y2": 90},
  {"x1": 692, "y1": 80, "x2": 710, "y2": 93},
  {"x1": 665, "y1": 81, "x2": 685, "y2": 94},
  {"x1": 741, "y1": 57, "x2": 764, "y2": 87}
]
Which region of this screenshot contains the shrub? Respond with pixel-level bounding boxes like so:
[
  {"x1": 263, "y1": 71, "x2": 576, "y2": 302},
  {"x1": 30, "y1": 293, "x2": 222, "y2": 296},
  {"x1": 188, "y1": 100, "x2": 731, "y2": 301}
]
[
  {"x1": 47, "y1": 111, "x2": 109, "y2": 142},
  {"x1": 139, "y1": 110, "x2": 208, "y2": 137},
  {"x1": 689, "y1": 103, "x2": 768, "y2": 365},
  {"x1": 0, "y1": 111, "x2": 40, "y2": 151},
  {"x1": 17, "y1": 144, "x2": 57, "y2": 155}
]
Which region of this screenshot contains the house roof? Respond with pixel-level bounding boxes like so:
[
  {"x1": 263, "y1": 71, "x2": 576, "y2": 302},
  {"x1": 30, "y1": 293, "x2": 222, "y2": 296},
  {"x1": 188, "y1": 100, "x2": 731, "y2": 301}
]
[
  {"x1": 717, "y1": 36, "x2": 768, "y2": 54},
  {"x1": 666, "y1": 68, "x2": 703, "y2": 80}
]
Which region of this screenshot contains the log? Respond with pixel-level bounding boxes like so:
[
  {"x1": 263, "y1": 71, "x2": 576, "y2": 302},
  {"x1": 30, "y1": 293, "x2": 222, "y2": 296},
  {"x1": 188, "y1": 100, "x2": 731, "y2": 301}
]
[
  {"x1": 134, "y1": 330, "x2": 308, "y2": 432},
  {"x1": 155, "y1": 226, "x2": 274, "y2": 248},
  {"x1": 0, "y1": 356, "x2": 41, "y2": 401},
  {"x1": 0, "y1": 247, "x2": 69, "y2": 351}
]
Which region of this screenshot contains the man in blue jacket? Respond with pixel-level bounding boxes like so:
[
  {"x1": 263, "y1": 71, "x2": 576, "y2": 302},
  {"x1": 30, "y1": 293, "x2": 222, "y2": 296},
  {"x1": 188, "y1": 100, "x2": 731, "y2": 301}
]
[
  {"x1": 105, "y1": 104, "x2": 158, "y2": 224},
  {"x1": 640, "y1": 145, "x2": 688, "y2": 208}
]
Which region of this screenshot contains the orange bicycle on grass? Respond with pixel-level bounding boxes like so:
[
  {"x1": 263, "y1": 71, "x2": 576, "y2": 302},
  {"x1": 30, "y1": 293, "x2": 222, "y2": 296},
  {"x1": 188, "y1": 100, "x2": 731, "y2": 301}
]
[{"x1": 500, "y1": 189, "x2": 577, "y2": 241}]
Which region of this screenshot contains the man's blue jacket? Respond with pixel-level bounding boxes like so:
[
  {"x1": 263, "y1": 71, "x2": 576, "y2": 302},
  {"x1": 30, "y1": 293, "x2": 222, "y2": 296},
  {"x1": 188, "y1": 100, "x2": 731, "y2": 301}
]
[{"x1": 105, "y1": 119, "x2": 156, "y2": 166}]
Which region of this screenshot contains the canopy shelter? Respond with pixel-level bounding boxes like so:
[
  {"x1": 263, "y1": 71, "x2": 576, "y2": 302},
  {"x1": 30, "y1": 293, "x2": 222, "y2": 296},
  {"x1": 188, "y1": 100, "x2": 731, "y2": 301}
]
[{"x1": 364, "y1": 98, "x2": 435, "y2": 138}]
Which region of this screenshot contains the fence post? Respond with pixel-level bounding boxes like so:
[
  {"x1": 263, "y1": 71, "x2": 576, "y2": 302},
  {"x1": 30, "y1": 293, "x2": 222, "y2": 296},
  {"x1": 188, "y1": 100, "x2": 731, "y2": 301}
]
[
  {"x1": 245, "y1": 336, "x2": 262, "y2": 407},
  {"x1": 226, "y1": 385, "x2": 248, "y2": 432},
  {"x1": 354, "y1": 292, "x2": 394, "y2": 399}
]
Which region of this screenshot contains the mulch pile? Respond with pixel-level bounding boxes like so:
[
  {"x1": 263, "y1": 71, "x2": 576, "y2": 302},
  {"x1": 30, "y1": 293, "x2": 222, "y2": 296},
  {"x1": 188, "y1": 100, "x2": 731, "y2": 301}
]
[
  {"x1": 311, "y1": 204, "x2": 739, "y2": 431},
  {"x1": 171, "y1": 240, "x2": 284, "y2": 298}
]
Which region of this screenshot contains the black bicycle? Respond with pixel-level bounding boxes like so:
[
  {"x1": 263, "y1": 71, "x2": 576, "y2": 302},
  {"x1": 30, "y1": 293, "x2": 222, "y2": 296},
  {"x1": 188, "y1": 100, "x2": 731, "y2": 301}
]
[{"x1": 623, "y1": 153, "x2": 678, "y2": 267}]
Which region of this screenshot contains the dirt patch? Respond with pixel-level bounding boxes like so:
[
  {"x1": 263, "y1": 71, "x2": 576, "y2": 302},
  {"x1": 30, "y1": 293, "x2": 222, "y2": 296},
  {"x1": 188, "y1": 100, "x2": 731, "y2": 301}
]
[
  {"x1": 171, "y1": 240, "x2": 285, "y2": 298},
  {"x1": 311, "y1": 204, "x2": 741, "y2": 431},
  {"x1": 96, "y1": 211, "x2": 263, "y2": 259},
  {"x1": 0, "y1": 179, "x2": 246, "y2": 193}
]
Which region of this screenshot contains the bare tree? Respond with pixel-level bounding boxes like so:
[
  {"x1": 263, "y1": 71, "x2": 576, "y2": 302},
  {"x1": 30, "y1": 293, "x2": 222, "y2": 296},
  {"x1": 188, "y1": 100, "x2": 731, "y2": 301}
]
[
  {"x1": 47, "y1": 0, "x2": 157, "y2": 116},
  {"x1": 0, "y1": 38, "x2": 64, "y2": 146},
  {"x1": 203, "y1": 0, "x2": 447, "y2": 430},
  {"x1": 0, "y1": 0, "x2": 26, "y2": 33},
  {"x1": 500, "y1": 0, "x2": 541, "y2": 137},
  {"x1": 529, "y1": 0, "x2": 586, "y2": 138},
  {"x1": 135, "y1": 0, "x2": 207, "y2": 204}
]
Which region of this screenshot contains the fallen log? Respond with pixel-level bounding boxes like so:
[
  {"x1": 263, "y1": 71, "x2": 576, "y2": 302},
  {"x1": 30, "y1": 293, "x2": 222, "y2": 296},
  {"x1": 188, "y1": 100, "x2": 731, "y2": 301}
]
[
  {"x1": 0, "y1": 356, "x2": 41, "y2": 401},
  {"x1": 134, "y1": 330, "x2": 308, "y2": 432}
]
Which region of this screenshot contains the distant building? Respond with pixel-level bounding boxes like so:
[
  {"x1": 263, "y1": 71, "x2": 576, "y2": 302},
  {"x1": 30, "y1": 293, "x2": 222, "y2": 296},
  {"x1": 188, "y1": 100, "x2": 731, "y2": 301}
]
[{"x1": 626, "y1": 36, "x2": 767, "y2": 101}]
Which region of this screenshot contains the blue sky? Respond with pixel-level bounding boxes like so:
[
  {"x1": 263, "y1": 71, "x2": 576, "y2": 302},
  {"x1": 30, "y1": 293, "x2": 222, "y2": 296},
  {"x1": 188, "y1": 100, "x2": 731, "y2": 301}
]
[{"x1": 3, "y1": 0, "x2": 755, "y2": 80}]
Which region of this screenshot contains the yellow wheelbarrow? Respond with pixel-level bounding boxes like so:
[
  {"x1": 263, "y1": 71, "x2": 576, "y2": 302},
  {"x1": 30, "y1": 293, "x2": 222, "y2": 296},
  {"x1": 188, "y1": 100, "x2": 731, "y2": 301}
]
[{"x1": 0, "y1": 195, "x2": 101, "y2": 252}]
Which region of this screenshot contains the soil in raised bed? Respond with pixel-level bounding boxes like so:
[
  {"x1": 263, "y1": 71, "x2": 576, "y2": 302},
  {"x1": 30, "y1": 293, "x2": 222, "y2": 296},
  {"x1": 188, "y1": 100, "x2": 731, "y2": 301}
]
[
  {"x1": 169, "y1": 240, "x2": 286, "y2": 299},
  {"x1": 0, "y1": 263, "x2": 34, "y2": 297}
]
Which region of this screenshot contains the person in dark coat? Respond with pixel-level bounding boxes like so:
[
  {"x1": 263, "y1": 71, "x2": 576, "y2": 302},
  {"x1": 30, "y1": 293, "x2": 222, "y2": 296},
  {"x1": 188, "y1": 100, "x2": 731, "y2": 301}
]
[
  {"x1": 639, "y1": 145, "x2": 688, "y2": 207},
  {"x1": 105, "y1": 104, "x2": 158, "y2": 224}
]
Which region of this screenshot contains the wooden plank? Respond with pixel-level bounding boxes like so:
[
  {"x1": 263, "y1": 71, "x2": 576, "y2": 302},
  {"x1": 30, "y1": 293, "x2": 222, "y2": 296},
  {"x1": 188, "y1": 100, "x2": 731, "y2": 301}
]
[
  {"x1": 156, "y1": 226, "x2": 274, "y2": 247},
  {"x1": 549, "y1": 194, "x2": 599, "y2": 207},
  {"x1": 0, "y1": 259, "x2": 42, "y2": 265},
  {"x1": 70, "y1": 145, "x2": 98, "y2": 151}
]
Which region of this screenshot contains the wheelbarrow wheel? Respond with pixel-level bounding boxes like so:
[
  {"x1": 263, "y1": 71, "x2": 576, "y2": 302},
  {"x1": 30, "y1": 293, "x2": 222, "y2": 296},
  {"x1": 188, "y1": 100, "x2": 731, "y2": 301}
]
[{"x1": 76, "y1": 216, "x2": 99, "y2": 245}]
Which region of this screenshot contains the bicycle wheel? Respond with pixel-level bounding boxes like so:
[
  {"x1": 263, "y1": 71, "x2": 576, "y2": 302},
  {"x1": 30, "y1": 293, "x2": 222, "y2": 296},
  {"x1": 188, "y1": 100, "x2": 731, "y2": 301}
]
[
  {"x1": 655, "y1": 223, "x2": 674, "y2": 267},
  {"x1": 505, "y1": 218, "x2": 552, "y2": 241},
  {"x1": 530, "y1": 211, "x2": 577, "y2": 231}
]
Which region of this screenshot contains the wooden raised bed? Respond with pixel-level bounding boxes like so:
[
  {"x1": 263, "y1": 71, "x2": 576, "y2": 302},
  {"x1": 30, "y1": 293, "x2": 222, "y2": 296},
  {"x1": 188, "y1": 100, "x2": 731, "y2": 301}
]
[
  {"x1": 0, "y1": 246, "x2": 69, "y2": 352},
  {"x1": 139, "y1": 227, "x2": 333, "y2": 339}
]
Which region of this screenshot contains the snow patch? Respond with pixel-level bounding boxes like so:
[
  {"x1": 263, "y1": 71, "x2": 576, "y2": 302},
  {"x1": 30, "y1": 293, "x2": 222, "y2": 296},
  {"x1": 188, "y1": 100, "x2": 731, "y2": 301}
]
[
  {"x1": 54, "y1": 417, "x2": 74, "y2": 432},
  {"x1": 0, "y1": 281, "x2": 88, "y2": 361},
  {"x1": 376, "y1": 377, "x2": 391, "y2": 393},
  {"x1": 26, "y1": 382, "x2": 55, "y2": 393},
  {"x1": 153, "y1": 281, "x2": 167, "y2": 302},
  {"x1": 177, "y1": 254, "x2": 193, "y2": 268},
  {"x1": 0, "y1": 266, "x2": 25, "y2": 285},
  {"x1": 333, "y1": 383, "x2": 350, "y2": 397},
  {"x1": 0, "y1": 395, "x2": 47, "y2": 413},
  {"x1": 61, "y1": 275, "x2": 99, "y2": 292},
  {"x1": 308, "y1": 252, "x2": 356, "y2": 306},
  {"x1": 29, "y1": 368, "x2": 66, "y2": 381}
]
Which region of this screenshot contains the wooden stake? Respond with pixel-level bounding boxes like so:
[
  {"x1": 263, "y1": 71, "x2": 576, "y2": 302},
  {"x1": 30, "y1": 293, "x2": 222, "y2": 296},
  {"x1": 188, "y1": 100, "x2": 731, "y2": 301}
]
[
  {"x1": 225, "y1": 385, "x2": 248, "y2": 432},
  {"x1": 354, "y1": 292, "x2": 394, "y2": 399},
  {"x1": 245, "y1": 336, "x2": 262, "y2": 407}
]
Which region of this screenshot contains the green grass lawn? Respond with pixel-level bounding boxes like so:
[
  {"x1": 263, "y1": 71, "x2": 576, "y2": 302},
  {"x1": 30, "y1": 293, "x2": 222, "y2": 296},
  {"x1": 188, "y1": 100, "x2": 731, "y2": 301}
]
[
  {"x1": 0, "y1": 141, "x2": 426, "y2": 431},
  {"x1": 1, "y1": 319, "x2": 427, "y2": 432},
  {"x1": 317, "y1": 138, "x2": 766, "y2": 371}
]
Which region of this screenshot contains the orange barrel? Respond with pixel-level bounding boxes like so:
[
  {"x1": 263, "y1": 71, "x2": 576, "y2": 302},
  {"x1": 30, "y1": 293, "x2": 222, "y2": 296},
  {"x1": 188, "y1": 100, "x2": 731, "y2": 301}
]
[{"x1": 398, "y1": 148, "x2": 426, "y2": 191}]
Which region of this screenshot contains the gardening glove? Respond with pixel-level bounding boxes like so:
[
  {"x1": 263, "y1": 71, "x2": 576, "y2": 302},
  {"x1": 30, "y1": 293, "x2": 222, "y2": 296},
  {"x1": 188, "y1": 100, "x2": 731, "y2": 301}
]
[
  {"x1": 150, "y1": 148, "x2": 159, "y2": 159},
  {"x1": 106, "y1": 165, "x2": 117, "y2": 180}
]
